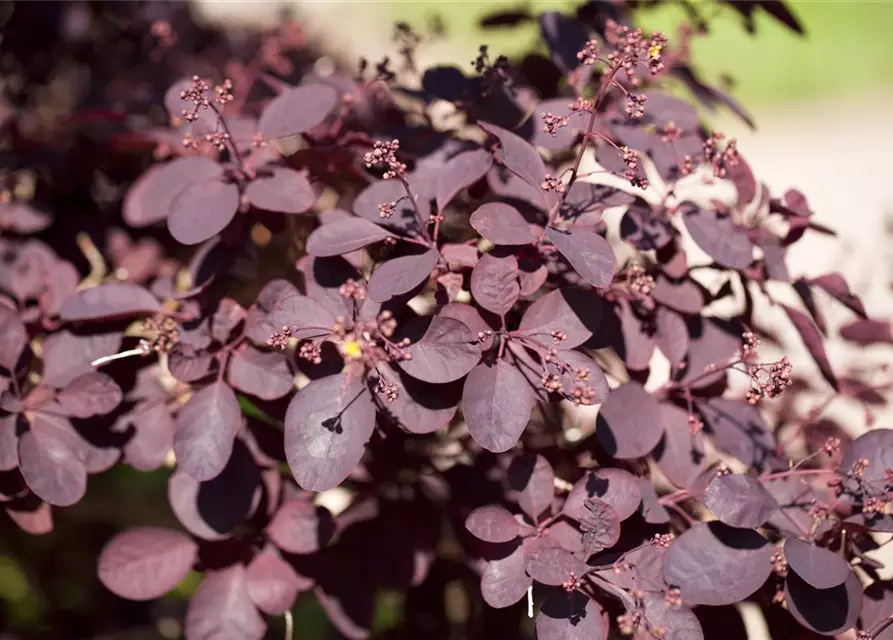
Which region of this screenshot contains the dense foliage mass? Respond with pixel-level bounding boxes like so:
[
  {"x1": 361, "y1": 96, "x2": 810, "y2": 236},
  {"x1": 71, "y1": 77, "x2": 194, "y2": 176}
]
[{"x1": 2, "y1": 1, "x2": 893, "y2": 638}]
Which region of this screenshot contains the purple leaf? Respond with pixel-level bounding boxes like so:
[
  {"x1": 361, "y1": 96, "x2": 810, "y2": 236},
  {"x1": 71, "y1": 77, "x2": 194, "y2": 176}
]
[
  {"x1": 436, "y1": 148, "x2": 493, "y2": 211},
  {"x1": 519, "y1": 288, "x2": 602, "y2": 350},
  {"x1": 173, "y1": 382, "x2": 241, "y2": 481},
  {"x1": 56, "y1": 372, "x2": 123, "y2": 418},
  {"x1": 185, "y1": 565, "x2": 266, "y2": 640},
  {"x1": 481, "y1": 544, "x2": 532, "y2": 608},
  {"x1": 0, "y1": 415, "x2": 18, "y2": 471},
  {"x1": 579, "y1": 498, "x2": 621, "y2": 555},
  {"x1": 471, "y1": 254, "x2": 520, "y2": 316},
  {"x1": 284, "y1": 373, "x2": 376, "y2": 491},
  {"x1": 245, "y1": 168, "x2": 316, "y2": 214},
  {"x1": 124, "y1": 402, "x2": 175, "y2": 472},
  {"x1": 259, "y1": 84, "x2": 338, "y2": 139},
  {"x1": 470, "y1": 202, "x2": 536, "y2": 245},
  {"x1": 663, "y1": 521, "x2": 773, "y2": 606},
  {"x1": 674, "y1": 318, "x2": 739, "y2": 389},
  {"x1": 464, "y1": 505, "x2": 522, "y2": 543},
  {"x1": 653, "y1": 402, "x2": 708, "y2": 490},
  {"x1": 596, "y1": 382, "x2": 664, "y2": 459},
  {"x1": 536, "y1": 591, "x2": 606, "y2": 640},
  {"x1": 781, "y1": 303, "x2": 839, "y2": 391},
  {"x1": 641, "y1": 592, "x2": 704, "y2": 640},
  {"x1": 0, "y1": 201, "x2": 52, "y2": 234},
  {"x1": 784, "y1": 537, "x2": 851, "y2": 589},
  {"x1": 555, "y1": 349, "x2": 609, "y2": 406},
  {"x1": 840, "y1": 429, "x2": 893, "y2": 492},
  {"x1": 463, "y1": 361, "x2": 534, "y2": 453},
  {"x1": 307, "y1": 217, "x2": 395, "y2": 257},
  {"x1": 507, "y1": 453, "x2": 555, "y2": 522},
  {"x1": 640, "y1": 478, "x2": 671, "y2": 524},
  {"x1": 682, "y1": 204, "x2": 753, "y2": 269},
  {"x1": 41, "y1": 330, "x2": 121, "y2": 388},
  {"x1": 227, "y1": 346, "x2": 293, "y2": 400},
  {"x1": 704, "y1": 473, "x2": 778, "y2": 528},
  {"x1": 839, "y1": 318, "x2": 893, "y2": 345},
  {"x1": 59, "y1": 283, "x2": 160, "y2": 321},
  {"x1": 564, "y1": 468, "x2": 642, "y2": 522},
  {"x1": 698, "y1": 398, "x2": 776, "y2": 470},
  {"x1": 0, "y1": 304, "x2": 27, "y2": 370},
  {"x1": 18, "y1": 421, "x2": 87, "y2": 506},
  {"x1": 480, "y1": 122, "x2": 547, "y2": 192},
  {"x1": 267, "y1": 498, "x2": 334, "y2": 554},
  {"x1": 265, "y1": 292, "x2": 338, "y2": 341},
  {"x1": 757, "y1": 229, "x2": 789, "y2": 282},
  {"x1": 620, "y1": 201, "x2": 674, "y2": 251},
  {"x1": 373, "y1": 365, "x2": 460, "y2": 434},
  {"x1": 654, "y1": 306, "x2": 689, "y2": 368},
  {"x1": 367, "y1": 248, "x2": 439, "y2": 303},
  {"x1": 123, "y1": 157, "x2": 222, "y2": 227},
  {"x1": 784, "y1": 570, "x2": 861, "y2": 636},
  {"x1": 245, "y1": 545, "x2": 307, "y2": 615},
  {"x1": 615, "y1": 299, "x2": 655, "y2": 371},
  {"x1": 167, "y1": 176, "x2": 240, "y2": 245},
  {"x1": 546, "y1": 226, "x2": 615, "y2": 289},
  {"x1": 98, "y1": 526, "x2": 197, "y2": 601},
  {"x1": 809, "y1": 273, "x2": 867, "y2": 318},
  {"x1": 211, "y1": 299, "x2": 247, "y2": 343},
  {"x1": 353, "y1": 178, "x2": 429, "y2": 235},
  {"x1": 524, "y1": 546, "x2": 589, "y2": 586},
  {"x1": 399, "y1": 316, "x2": 480, "y2": 384},
  {"x1": 168, "y1": 343, "x2": 215, "y2": 383}
]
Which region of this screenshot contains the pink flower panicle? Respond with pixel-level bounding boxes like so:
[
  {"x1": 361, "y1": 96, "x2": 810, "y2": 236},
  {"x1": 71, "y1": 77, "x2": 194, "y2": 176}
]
[
  {"x1": 364, "y1": 139, "x2": 406, "y2": 179},
  {"x1": 541, "y1": 112, "x2": 569, "y2": 137}
]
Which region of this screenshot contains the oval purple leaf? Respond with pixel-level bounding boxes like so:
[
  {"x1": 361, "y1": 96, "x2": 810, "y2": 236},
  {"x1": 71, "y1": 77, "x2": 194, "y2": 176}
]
[
  {"x1": 123, "y1": 157, "x2": 223, "y2": 227},
  {"x1": 307, "y1": 217, "x2": 394, "y2": 257},
  {"x1": 173, "y1": 382, "x2": 241, "y2": 482},
  {"x1": 536, "y1": 591, "x2": 606, "y2": 640},
  {"x1": 185, "y1": 565, "x2": 266, "y2": 640},
  {"x1": 524, "y1": 546, "x2": 589, "y2": 586},
  {"x1": 704, "y1": 473, "x2": 778, "y2": 529},
  {"x1": 839, "y1": 429, "x2": 893, "y2": 492},
  {"x1": 781, "y1": 303, "x2": 839, "y2": 391},
  {"x1": 399, "y1": 316, "x2": 480, "y2": 384},
  {"x1": 18, "y1": 423, "x2": 87, "y2": 507},
  {"x1": 267, "y1": 498, "x2": 333, "y2": 554},
  {"x1": 564, "y1": 468, "x2": 642, "y2": 522},
  {"x1": 471, "y1": 253, "x2": 520, "y2": 316},
  {"x1": 59, "y1": 283, "x2": 160, "y2": 322},
  {"x1": 284, "y1": 373, "x2": 376, "y2": 492},
  {"x1": 470, "y1": 202, "x2": 536, "y2": 246},
  {"x1": 641, "y1": 592, "x2": 704, "y2": 640},
  {"x1": 784, "y1": 537, "x2": 851, "y2": 589},
  {"x1": 546, "y1": 226, "x2": 616, "y2": 289},
  {"x1": 436, "y1": 148, "x2": 493, "y2": 212},
  {"x1": 227, "y1": 346, "x2": 293, "y2": 400},
  {"x1": 462, "y1": 361, "x2": 535, "y2": 453},
  {"x1": 595, "y1": 382, "x2": 664, "y2": 459},
  {"x1": 167, "y1": 177, "x2": 240, "y2": 246},
  {"x1": 465, "y1": 505, "x2": 522, "y2": 543},
  {"x1": 507, "y1": 453, "x2": 555, "y2": 523},
  {"x1": 353, "y1": 178, "x2": 429, "y2": 235},
  {"x1": 367, "y1": 248, "x2": 439, "y2": 303},
  {"x1": 480, "y1": 121, "x2": 547, "y2": 191},
  {"x1": 0, "y1": 304, "x2": 26, "y2": 370},
  {"x1": 653, "y1": 402, "x2": 708, "y2": 490},
  {"x1": 98, "y1": 526, "x2": 197, "y2": 601},
  {"x1": 259, "y1": 84, "x2": 338, "y2": 139},
  {"x1": 56, "y1": 372, "x2": 123, "y2": 418},
  {"x1": 579, "y1": 498, "x2": 621, "y2": 555},
  {"x1": 682, "y1": 204, "x2": 753, "y2": 269},
  {"x1": 663, "y1": 521, "x2": 773, "y2": 606},
  {"x1": 245, "y1": 168, "x2": 316, "y2": 214},
  {"x1": 784, "y1": 570, "x2": 861, "y2": 636},
  {"x1": 519, "y1": 288, "x2": 602, "y2": 350},
  {"x1": 481, "y1": 544, "x2": 531, "y2": 608},
  {"x1": 245, "y1": 545, "x2": 307, "y2": 616}
]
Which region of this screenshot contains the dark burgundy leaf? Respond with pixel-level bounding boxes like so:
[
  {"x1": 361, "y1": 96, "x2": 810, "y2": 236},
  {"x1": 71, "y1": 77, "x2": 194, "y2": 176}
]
[
  {"x1": 809, "y1": 273, "x2": 867, "y2": 318},
  {"x1": 265, "y1": 292, "x2": 338, "y2": 341},
  {"x1": 663, "y1": 522, "x2": 773, "y2": 606},
  {"x1": 654, "y1": 306, "x2": 689, "y2": 368},
  {"x1": 469, "y1": 202, "x2": 536, "y2": 245},
  {"x1": 560, "y1": 182, "x2": 634, "y2": 224},
  {"x1": 839, "y1": 318, "x2": 893, "y2": 345},
  {"x1": 168, "y1": 343, "x2": 215, "y2": 383},
  {"x1": 18, "y1": 422, "x2": 87, "y2": 506},
  {"x1": 267, "y1": 498, "x2": 333, "y2": 554},
  {"x1": 564, "y1": 468, "x2": 642, "y2": 522},
  {"x1": 536, "y1": 591, "x2": 605, "y2": 640},
  {"x1": 840, "y1": 429, "x2": 893, "y2": 492},
  {"x1": 41, "y1": 330, "x2": 121, "y2": 388},
  {"x1": 228, "y1": 346, "x2": 293, "y2": 400},
  {"x1": 185, "y1": 565, "x2": 266, "y2": 640},
  {"x1": 640, "y1": 479, "x2": 671, "y2": 524},
  {"x1": 596, "y1": 382, "x2": 664, "y2": 459},
  {"x1": 784, "y1": 570, "x2": 861, "y2": 636},
  {"x1": 682, "y1": 204, "x2": 753, "y2": 269},
  {"x1": 59, "y1": 283, "x2": 160, "y2": 321},
  {"x1": 480, "y1": 121, "x2": 547, "y2": 192},
  {"x1": 471, "y1": 254, "x2": 520, "y2": 316},
  {"x1": 704, "y1": 473, "x2": 778, "y2": 528},
  {"x1": 353, "y1": 178, "x2": 429, "y2": 235},
  {"x1": 539, "y1": 11, "x2": 588, "y2": 72},
  {"x1": 620, "y1": 202, "x2": 674, "y2": 251},
  {"x1": 245, "y1": 168, "x2": 316, "y2": 214},
  {"x1": 245, "y1": 545, "x2": 307, "y2": 615},
  {"x1": 56, "y1": 372, "x2": 123, "y2": 418},
  {"x1": 519, "y1": 288, "x2": 602, "y2": 350},
  {"x1": 525, "y1": 547, "x2": 589, "y2": 586},
  {"x1": 481, "y1": 544, "x2": 532, "y2": 608},
  {"x1": 653, "y1": 403, "x2": 708, "y2": 489},
  {"x1": 698, "y1": 398, "x2": 776, "y2": 470},
  {"x1": 259, "y1": 84, "x2": 338, "y2": 139},
  {"x1": 507, "y1": 453, "x2": 555, "y2": 522},
  {"x1": 313, "y1": 577, "x2": 375, "y2": 640},
  {"x1": 781, "y1": 303, "x2": 839, "y2": 391},
  {"x1": 652, "y1": 275, "x2": 705, "y2": 315},
  {"x1": 211, "y1": 299, "x2": 246, "y2": 343},
  {"x1": 124, "y1": 402, "x2": 176, "y2": 472},
  {"x1": 367, "y1": 248, "x2": 439, "y2": 303},
  {"x1": 436, "y1": 148, "x2": 493, "y2": 211},
  {"x1": 594, "y1": 543, "x2": 667, "y2": 593},
  {"x1": 98, "y1": 527, "x2": 197, "y2": 601},
  {"x1": 306, "y1": 217, "x2": 394, "y2": 257},
  {"x1": 399, "y1": 316, "x2": 479, "y2": 383},
  {"x1": 784, "y1": 537, "x2": 851, "y2": 589},
  {"x1": 167, "y1": 176, "x2": 240, "y2": 245},
  {"x1": 463, "y1": 361, "x2": 535, "y2": 453},
  {"x1": 173, "y1": 382, "x2": 241, "y2": 481},
  {"x1": 0, "y1": 304, "x2": 26, "y2": 370},
  {"x1": 615, "y1": 299, "x2": 655, "y2": 371},
  {"x1": 123, "y1": 157, "x2": 222, "y2": 227},
  {"x1": 641, "y1": 592, "x2": 704, "y2": 640},
  {"x1": 675, "y1": 319, "x2": 740, "y2": 389},
  {"x1": 284, "y1": 373, "x2": 376, "y2": 491},
  {"x1": 579, "y1": 498, "x2": 621, "y2": 555},
  {"x1": 465, "y1": 505, "x2": 522, "y2": 543},
  {"x1": 546, "y1": 226, "x2": 615, "y2": 289},
  {"x1": 862, "y1": 582, "x2": 893, "y2": 640},
  {"x1": 374, "y1": 365, "x2": 460, "y2": 434}
]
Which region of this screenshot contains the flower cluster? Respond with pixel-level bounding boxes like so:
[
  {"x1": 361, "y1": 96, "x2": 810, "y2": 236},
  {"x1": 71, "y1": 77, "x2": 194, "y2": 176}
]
[{"x1": 364, "y1": 139, "x2": 406, "y2": 179}]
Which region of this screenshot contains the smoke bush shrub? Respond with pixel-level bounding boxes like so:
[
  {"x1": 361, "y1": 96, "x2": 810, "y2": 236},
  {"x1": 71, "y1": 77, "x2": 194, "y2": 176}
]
[{"x1": 2, "y1": 1, "x2": 893, "y2": 638}]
